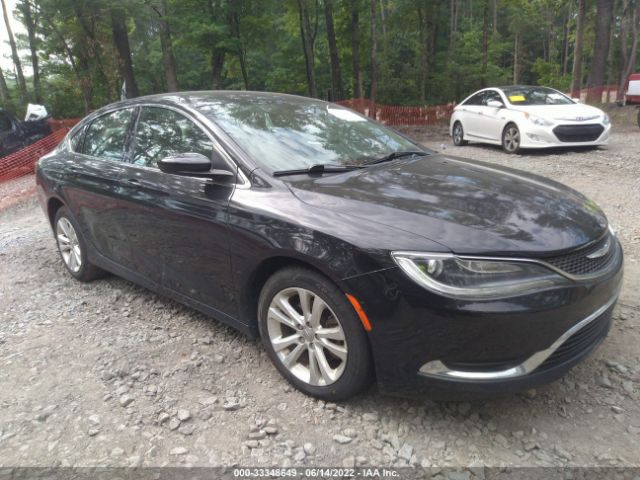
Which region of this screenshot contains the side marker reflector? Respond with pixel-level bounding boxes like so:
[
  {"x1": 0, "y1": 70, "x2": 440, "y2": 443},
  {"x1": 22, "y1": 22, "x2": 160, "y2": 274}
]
[{"x1": 345, "y1": 293, "x2": 372, "y2": 332}]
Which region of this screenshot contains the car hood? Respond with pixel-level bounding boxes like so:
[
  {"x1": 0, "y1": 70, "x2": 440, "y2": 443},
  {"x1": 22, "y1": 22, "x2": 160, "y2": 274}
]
[
  {"x1": 508, "y1": 103, "x2": 605, "y2": 122},
  {"x1": 286, "y1": 155, "x2": 608, "y2": 255}
]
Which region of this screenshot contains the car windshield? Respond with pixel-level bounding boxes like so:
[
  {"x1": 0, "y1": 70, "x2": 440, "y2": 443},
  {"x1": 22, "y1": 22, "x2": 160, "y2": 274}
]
[
  {"x1": 195, "y1": 94, "x2": 420, "y2": 172},
  {"x1": 501, "y1": 86, "x2": 574, "y2": 106}
]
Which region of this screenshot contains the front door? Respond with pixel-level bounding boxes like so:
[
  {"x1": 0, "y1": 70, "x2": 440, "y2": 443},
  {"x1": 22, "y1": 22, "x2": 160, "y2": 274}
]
[{"x1": 116, "y1": 106, "x2": 238, "y2": 318}]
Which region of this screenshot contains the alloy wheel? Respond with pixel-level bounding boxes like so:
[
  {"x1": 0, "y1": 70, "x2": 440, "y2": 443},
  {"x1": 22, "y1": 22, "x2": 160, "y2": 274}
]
[
  {"x1": 266, "y1": 287, "x2": 348, "y2": 386},
  {"x1": 56, "y1": 217, "x2": 82, "y2": 272},
  {"x1": 453, "y1": 124, "x2": 463, "y2": 144},
  {"x1": 503, "y1": 126, "x2": 520, "y2": 152}
]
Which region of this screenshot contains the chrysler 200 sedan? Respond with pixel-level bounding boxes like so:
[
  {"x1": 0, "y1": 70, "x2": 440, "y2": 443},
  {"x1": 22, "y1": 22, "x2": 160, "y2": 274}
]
[
  {"x1": 450, "y1": 86, "x2": 611, "y2": 153},
  {"x1": 36, "y1": 91, "x2": 623, "y2": 400}
]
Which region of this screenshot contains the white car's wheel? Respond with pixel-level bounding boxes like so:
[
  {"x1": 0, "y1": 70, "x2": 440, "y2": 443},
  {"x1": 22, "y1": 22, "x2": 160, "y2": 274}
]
[
  {"x1": 452, "y1": 122, "x2": 468, "y2": 146},
  {"x1": 502, "y1": 123, "x2": 521, "y2": 154}
]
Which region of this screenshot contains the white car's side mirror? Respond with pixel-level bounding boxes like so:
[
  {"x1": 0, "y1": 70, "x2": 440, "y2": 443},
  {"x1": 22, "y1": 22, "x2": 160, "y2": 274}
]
[
  {"x1": 486, "y1": 100, "x2": 504, "y2": 108},
  {"x1": 572, "y1": 97, "x2": 581, "y2": 103}
]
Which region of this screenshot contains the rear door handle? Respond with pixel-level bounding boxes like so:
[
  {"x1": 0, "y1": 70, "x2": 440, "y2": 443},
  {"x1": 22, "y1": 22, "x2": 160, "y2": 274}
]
[{"x1": 126, "y1": 178, "x2": 140, "y2": 185}]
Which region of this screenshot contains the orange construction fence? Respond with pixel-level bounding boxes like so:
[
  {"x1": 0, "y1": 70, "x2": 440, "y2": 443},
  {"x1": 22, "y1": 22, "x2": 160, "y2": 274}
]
[
  {"x1": 335, "y1": 99, "x2": 455, "y2": 126},
  {"x1": 0, "y1": 129, "x2": 68, "y2": 182}
]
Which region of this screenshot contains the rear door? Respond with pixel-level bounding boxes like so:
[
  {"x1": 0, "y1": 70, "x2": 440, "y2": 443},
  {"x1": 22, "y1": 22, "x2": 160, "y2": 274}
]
[
  {"x1": 460, "y1": 92, "x2": 486, "y2": 137},
  {"x1": 116, "y1": 105, "x2": 238, "y2": 318},
  {"x1": 63, "y1": 107, "x2": 137, "y2": 265}
]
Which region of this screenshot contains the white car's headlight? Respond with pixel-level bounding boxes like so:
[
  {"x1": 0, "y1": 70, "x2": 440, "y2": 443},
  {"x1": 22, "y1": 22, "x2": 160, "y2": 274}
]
[
  {"x1": 391, "y1": 252, "x2": 570, "y2": 300},
  {"x1": 603, "y1": 113, "x2": 610, "y2": 125},
  {"x1": 524, "y1": 112, "x2": 554, "y2": 127}
]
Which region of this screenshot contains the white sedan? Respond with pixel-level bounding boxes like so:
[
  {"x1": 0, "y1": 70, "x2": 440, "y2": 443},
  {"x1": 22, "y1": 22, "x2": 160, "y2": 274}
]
[{"x1": 449, "y1": 86, "x2": 611, "y2": 153}]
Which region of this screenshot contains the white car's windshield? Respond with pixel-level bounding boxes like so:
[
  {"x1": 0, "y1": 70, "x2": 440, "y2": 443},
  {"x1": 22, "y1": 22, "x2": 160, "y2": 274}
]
[
  {"x1": 501, "y1": 86, "x2": 574, "y2": 106},
  {"x1": 196, "y1": 94, "x2": 420, "y2": 172}
]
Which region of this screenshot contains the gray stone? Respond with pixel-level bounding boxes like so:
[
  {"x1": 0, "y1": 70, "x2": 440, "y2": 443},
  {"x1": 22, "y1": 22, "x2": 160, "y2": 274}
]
[
  {"x1": 177, "y1": 409, "x2": 191, "y2": 421},
  {"x1": 119, "y1": 395, "x2": 134, "y2": 407},
  {"x1": 333, "y1": 434, "x2": 353, "y2": 444}
]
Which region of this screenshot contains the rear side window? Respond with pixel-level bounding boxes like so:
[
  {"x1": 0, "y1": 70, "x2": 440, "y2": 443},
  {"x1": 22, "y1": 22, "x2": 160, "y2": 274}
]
[
  {"x1": 82, "y1": 108, "x2": 134, "y2": 161},
  {"x1": 131, "y1": 107, "x2": 213, "y2": 169}
]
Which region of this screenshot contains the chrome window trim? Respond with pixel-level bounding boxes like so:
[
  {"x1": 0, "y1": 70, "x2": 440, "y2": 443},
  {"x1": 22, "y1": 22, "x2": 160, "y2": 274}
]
[
  {"x1": 419, "y1": 292, "x2": 619, "y2": 381},
  {"x1": 64, "y1": 102, "x2": 250, "y2": 188}
]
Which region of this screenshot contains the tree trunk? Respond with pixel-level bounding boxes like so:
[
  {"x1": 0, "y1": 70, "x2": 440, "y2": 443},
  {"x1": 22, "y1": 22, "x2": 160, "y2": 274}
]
[
  {"x1": 111, "y1": 7, "x2": 139, "y2": 98},
  {"x1": 587, "y1": 0, "x2": 614, "y2": 103},
  {"x1": 481, "y1": 0, "x2": 488, "y2": 87},
  {"x1": 0, "y1": 66, "x2": 12, "y2": 109},
  {"x1": 157, "y1": 0, "x2": 179, "y2": 92},
  {"x1": 18, "y1": 0, "x2": 41, "y2": 103},
  {"x1": 350, "y1": 0, "x2": 363, "y2": 98},
  {"x1": 1, "y1": 0, "x2": 28, "y2": 101},
  {"x1": 211, "y1": 50, "x2": 225, "y2": 89},
  {"x1": 513, "y1": 30, "x2": 519, "y2": 84},
  {"x1": 229, "y1": 10, "x2": 249, "y2": 90},
  {"x1": 417, "y1": 3, "x2": 429, "y2": 102},
  {"x1": 298, "y1": 0, "x2": 318, "y2": 98},
  {"x1": 570, "y1": 0, "x2": 585, "y2": 96},
  {"x1": 618, "y1": 0, "x2": 639, "y2": 101},
  {"x1": 491, "y1": 0, "x2": 497, "y2": 33},
  {"x1": 369, "y1": 0, "x2": 378, "y2": 108},
  {"x1": 324, "y1": 0, "x2": 344, "y2": 100},
  {"x1": 449, "y1": 0, "x2": 458, "y2": 53},
  {"x1": 561, "y1": 12, "x2": 569, "y2": 76}
]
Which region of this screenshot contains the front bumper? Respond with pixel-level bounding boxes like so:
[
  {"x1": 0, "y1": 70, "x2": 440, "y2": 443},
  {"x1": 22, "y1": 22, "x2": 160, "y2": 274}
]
[
  {"x1": 344, "y1": 238, "x2": 623, "y2": 399},
  {"x1": 519, "y1": 121, "x2": 611, "y2": 149}
]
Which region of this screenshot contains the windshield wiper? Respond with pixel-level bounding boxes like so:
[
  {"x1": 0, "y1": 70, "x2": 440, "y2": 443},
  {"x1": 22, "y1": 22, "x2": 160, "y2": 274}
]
[
  {"x1": 273, "y1": 163, "x2": 365, "y2": 177},
  {"x1": 363, "y1": 150, "x2": 429, "y2": 166}
]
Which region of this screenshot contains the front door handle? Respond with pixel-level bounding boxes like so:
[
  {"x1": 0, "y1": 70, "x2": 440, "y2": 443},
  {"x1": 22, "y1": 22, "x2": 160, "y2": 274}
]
[{"x1": 126, "y1": 178, "x2": 141, "y2": 185}]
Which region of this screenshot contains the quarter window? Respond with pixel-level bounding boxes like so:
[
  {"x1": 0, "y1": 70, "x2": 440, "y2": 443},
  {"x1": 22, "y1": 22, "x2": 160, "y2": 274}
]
[
  {"x1": 69, "y1": 125, "x2": 86, "y2": 152},
  {"x1": 82, "y1": 108, "x2": 134, "y2": 161},
  {"x1": 131, "y1": 107, "x2": 213, "y2": 169}
]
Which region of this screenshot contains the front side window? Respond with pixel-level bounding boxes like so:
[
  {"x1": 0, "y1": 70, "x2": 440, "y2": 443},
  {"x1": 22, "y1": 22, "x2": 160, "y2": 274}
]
[
  {"x1": 196, "y1": 95, "x2": 419, "y2": 172},
  {"x1": 483, "y1": 91, "x2": 503, "y2": 105},
  {"x1": 131, "y1": 107, "x2": 213, "y2": 169},
  {"x1": 82, "y1": 108, "x2": 134, "y2": 161}
]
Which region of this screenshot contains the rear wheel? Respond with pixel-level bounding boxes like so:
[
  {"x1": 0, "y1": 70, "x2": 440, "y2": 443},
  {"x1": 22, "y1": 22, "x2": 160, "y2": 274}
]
[
  {"x1": 54, "y1": 207, "x2": 105, "y2": 282},
  {"x1": 258, "y1": 267, "x2": 373, "y2": 400},
  {"x1": 452, "y1": 122, "x2": 468, "y2": 146},
  {"x1": 502, "y1": 123, "x2": 521, "y2": 154}
]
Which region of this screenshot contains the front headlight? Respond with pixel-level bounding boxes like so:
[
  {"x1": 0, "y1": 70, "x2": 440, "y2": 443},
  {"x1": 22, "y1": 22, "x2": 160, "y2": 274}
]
[
  {"x1": 524, "y1": 112, "x2": 554, "y2": 127},
  {"x1": 603, "y1": 114, "x2": 610, "y2": 125},
  {"x1": 391, "y1": 252, "x2": 570, "y2": 300}
]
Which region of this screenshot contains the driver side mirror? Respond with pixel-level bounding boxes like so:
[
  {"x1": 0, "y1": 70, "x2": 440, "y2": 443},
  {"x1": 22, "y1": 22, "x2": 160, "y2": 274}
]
[
  {"x1": 572, "y1": 97, "x2": 581, "y2": 103},
  {"x1": 157, "y1": 152, "x2": 235, "y2": 182},
  {"x1": 486, "y1": 100, "x2": 504, "y2": 109}
]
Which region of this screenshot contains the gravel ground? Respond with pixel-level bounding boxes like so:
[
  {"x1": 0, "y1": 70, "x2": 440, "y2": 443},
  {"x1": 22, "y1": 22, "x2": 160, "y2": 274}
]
[{"x1": 0, "y1": 111, "x2": 639, "y2": 471}]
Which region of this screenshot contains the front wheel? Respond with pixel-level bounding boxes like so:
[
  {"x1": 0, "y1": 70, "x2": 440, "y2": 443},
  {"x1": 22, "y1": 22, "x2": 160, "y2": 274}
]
[
  {"x1": 452, "y1": 122, "x2": 468, "y2": 146},
  {"x1": 502, "y1": 124, "x2": 521, "y2": 154},
  {"x1": 258, "y1": 267, "x2": 373, "y2": 401}
]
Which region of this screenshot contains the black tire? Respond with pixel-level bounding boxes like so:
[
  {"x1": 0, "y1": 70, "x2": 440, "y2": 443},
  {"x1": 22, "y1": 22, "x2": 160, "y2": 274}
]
[
  {"x1": 258, "y1": 267, "x2": 373, "y2": 401},
  {"x1": 452, "y1": 122, "x2": 468, "y2": 146},
  {"x1": 53, "y1": 207, "x2": 105, "y2": 282},
  {"x1": 502, "y1": 123, "x2": 521, "y2": 154}
]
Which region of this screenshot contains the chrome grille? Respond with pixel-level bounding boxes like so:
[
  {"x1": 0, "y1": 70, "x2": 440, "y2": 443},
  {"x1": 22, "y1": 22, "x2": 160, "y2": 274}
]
[{"x1": 542, "y1": 233, "x2": 615, "y2": 276}]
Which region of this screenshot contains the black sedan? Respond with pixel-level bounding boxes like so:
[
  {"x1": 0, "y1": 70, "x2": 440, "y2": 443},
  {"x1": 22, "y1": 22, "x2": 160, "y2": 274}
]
[{"x1": 36, "y1": 91, "x2": 623, "y2": 400}]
